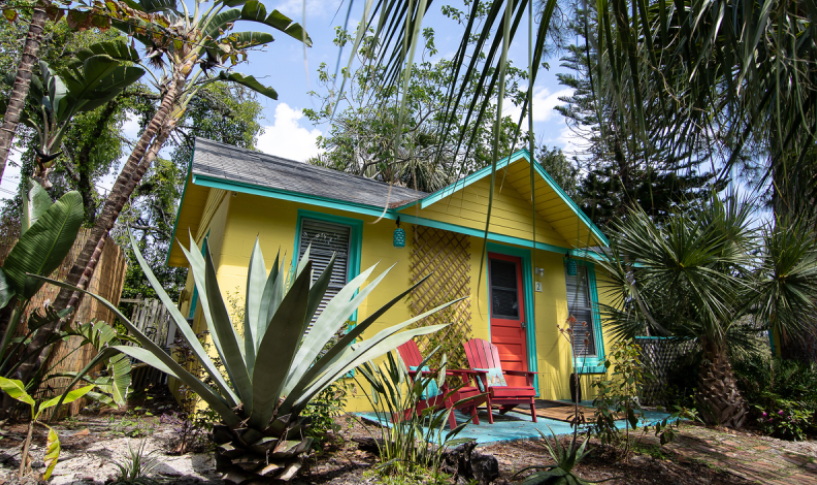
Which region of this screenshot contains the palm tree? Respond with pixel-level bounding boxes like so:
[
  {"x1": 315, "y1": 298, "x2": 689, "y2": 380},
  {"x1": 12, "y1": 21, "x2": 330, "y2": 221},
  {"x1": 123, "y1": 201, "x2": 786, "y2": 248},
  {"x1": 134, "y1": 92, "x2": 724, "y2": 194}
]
[
  {"x1": 597, "y1": 196, "x2": 817, "y2": 427},
  {"x1": 17, "y1": 0, "x2": 312, "y2": 384},
  {"x1": 0, "y1": 7, "x2": 49, "y2": 182}
]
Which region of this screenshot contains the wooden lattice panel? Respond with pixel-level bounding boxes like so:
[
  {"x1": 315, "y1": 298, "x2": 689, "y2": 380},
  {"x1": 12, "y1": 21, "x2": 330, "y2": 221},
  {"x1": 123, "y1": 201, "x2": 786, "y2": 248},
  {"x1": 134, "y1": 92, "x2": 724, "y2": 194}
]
[
  {"x1": 635, "y1": 337, "x2": 697, "y2": 406},
  {"x1": 409, "y1": 226, "x2": 472, "y2": 368}
]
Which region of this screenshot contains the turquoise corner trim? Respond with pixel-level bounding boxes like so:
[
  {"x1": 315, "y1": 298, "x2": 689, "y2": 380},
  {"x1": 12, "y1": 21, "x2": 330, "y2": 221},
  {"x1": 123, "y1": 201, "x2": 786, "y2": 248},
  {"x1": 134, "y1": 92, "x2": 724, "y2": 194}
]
[
  {"x1": 486, "y1": 242, "x2": 540, "y2": 395},
  {"x1": 165, "y1": 144, "x2": 196, "y2": 265},
  {"x1": 293, "y1": 209, "x2": 364, "y2": 322},
  {"x1": 187, "y1": 232, "x2": 209, "y2": 320},
  {"x1": 193, "y1": 174, "x2": 397, "y2": 220},
  {"x1": 572, "y1": 260, "x2": 606, "y2": 374}
]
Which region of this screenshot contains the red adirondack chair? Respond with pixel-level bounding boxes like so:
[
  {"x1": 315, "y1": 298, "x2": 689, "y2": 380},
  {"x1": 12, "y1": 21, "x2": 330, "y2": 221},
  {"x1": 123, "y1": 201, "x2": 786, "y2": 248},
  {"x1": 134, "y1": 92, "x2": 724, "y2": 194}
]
[
  {"x1": 396, "y1": 340, "x2": 487, "y2": 430},
  {"x1": 463, "y1": 338, "x2": 538, "y2": 423}
]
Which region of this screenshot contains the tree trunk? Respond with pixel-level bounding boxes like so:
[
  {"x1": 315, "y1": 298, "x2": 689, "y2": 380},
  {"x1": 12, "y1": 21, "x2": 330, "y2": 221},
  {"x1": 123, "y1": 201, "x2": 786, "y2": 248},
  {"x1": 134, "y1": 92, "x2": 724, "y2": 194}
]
[
  {"x1": 0, "y1": 8, "x2": 48, "y2": 182},
  {"x1": 10, "y1": 71, "x2": 186, "y2": 389},
  {"x1": 696, "y1": 344, "x2": 747, "y2": 428}
]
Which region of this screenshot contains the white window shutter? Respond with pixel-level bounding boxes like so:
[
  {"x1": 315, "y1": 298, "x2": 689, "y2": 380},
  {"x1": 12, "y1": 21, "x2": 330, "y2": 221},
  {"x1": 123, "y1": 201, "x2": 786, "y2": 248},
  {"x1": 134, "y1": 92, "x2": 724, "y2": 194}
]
[
  {"x1": 565, "y1": 265, "x2": 597, "y2": 357},
  {"x1": 298, "y1": 219, "x2": 351, "y2": 328}
]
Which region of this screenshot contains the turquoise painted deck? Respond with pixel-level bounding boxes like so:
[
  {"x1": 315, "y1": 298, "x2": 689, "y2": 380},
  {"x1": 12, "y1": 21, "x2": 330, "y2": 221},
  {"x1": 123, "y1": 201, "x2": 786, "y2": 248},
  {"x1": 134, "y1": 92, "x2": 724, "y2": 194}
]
[{"x1": 355, "y1": 404, "x2": 673, "y2": 445}]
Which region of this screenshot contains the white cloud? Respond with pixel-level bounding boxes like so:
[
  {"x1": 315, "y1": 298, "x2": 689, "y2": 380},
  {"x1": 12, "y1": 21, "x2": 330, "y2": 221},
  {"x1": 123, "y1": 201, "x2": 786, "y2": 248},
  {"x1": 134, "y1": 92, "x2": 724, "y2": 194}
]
[
  {"x1": 256, "y1": 103, "x2": 322, "y2": 162},
  {"x1": 504, "y1": 87, "x2": 574, "y2": 123},
  {"x1": 274, "y1": 0, "x2": 341, "y2": 18},
  {"x1": 557, "y1": 124, "x2": 592, "y2": 158}
]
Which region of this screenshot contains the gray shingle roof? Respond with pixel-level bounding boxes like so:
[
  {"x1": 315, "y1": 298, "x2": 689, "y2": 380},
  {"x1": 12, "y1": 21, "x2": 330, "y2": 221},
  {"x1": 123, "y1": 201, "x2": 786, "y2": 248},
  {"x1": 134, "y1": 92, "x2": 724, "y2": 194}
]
[{"x1": 192, "y1": 138, "x2": 427, "y2": 208}]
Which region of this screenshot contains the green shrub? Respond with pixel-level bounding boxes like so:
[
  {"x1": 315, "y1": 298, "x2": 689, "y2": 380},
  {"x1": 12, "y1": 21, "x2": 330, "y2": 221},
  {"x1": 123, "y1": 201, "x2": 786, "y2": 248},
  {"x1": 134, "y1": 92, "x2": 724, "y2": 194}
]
[{"x1": 734, "y1": 355, "x2": 817, "y2": 439}]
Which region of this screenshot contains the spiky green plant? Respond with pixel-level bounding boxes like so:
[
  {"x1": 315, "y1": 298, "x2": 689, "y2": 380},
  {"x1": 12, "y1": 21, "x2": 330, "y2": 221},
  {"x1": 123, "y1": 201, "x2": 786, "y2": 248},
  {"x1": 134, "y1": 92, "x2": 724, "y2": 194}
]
[
  {"x1": 513, "y1": 427, "x2": 598, "y2": 485},
  {"x1": 110, "y1": 439, "x2": 161, "y2": 485},
  {"x1": 35, "y1": 233, "x2": 455, "y2": 483}
]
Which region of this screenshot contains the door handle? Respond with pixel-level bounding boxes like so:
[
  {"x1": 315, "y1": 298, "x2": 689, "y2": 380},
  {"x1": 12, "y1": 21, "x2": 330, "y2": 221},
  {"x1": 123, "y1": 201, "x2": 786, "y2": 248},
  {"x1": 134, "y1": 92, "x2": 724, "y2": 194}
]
[{"x1": 520, "y1": 321, "x2": 526, "y2": 329}]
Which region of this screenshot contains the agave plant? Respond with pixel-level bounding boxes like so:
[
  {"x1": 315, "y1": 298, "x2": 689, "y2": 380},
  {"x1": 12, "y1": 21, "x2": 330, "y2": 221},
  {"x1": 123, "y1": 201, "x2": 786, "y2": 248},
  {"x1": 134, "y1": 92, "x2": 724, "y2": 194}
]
[
  {"x1": 513, "y1": 427, "x2": 597, "y2": 485},
  {"x1": 35, "y1": 232, "x2": 456, "y2": 482}
]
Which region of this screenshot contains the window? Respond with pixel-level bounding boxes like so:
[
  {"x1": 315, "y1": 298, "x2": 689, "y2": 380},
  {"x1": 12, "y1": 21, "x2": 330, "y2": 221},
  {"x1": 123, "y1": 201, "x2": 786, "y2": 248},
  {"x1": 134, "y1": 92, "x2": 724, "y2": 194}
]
[
  {"x1": 490, "y1": 259, "x2": 520, "y2": 319},
  {"x1": 564, "y1": 263, "x2": 598, "y2": 359},
  {"x1": 297, "y1": 217, "x2": 354, "y2": 325}
]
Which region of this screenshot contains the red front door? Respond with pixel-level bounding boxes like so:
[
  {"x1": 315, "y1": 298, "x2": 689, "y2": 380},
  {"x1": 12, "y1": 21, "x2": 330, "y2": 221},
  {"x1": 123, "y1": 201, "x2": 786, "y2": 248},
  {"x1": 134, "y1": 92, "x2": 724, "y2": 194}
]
[{"x1": 488, "y1": 253, "x2": 529, "y2": 387}]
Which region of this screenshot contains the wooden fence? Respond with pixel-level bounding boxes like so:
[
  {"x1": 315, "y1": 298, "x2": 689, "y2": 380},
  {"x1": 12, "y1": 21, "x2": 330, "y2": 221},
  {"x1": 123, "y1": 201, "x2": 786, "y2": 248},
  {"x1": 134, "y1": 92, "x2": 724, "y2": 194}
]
[
  {"x1": 0, "y1": 230, "x2": 128, "y2": 418},
  {"x1": 120, "y1": 296, "x2": 177, "y2": 391}
]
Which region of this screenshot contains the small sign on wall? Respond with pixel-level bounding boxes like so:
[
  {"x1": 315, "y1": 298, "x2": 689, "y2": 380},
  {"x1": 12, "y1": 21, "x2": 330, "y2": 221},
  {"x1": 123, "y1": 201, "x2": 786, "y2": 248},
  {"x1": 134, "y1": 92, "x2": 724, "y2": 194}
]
[{"x1": 535, "y1": 282, "x2": 543, "y2": 292}]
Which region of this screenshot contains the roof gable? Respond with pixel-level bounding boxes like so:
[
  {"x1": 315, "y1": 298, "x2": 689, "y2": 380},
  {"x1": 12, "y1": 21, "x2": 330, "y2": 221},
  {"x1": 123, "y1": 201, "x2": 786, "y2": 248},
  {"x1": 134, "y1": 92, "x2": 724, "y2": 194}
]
[{"x1": 404, "y1": 149, "x2": 608, "y2": 249}]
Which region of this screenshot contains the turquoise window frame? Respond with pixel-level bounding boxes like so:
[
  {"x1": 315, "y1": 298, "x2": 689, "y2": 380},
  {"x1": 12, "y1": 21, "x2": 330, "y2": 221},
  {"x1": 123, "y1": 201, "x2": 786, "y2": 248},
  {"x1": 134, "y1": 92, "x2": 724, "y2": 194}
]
[
  {"x1": 187, "y1": 233, "x2": 209, "y2": 319},
  {"x1": 293, "y1": 210, "x2": 363, "y2": 378},
  {"x1": 292, "y1": 210, "x2": 364, "y2": 319},
  {"x1": 569, "y1": 260, "x2": 606, "y2": 374},
  {"x1": 485, "y1": 242, "x2": 540, "y2": 394}
]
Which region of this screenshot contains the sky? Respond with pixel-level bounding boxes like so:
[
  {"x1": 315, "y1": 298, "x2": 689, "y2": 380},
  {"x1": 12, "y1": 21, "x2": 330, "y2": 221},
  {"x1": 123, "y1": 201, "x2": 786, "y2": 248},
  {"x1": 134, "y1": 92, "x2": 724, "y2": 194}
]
[{"x1": 0, "y1": 0, "x2": 613, "y2": 202}]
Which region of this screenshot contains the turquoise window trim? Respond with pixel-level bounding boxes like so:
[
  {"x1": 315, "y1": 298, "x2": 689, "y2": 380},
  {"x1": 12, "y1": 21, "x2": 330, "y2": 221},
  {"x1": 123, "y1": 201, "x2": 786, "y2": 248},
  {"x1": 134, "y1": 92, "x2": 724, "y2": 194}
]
[
  {"x1": 485, "y1": 242, "x2": 540, "y2": 395},
  {"x1": 294, "y1": 210, "x2": 363, "y2": 378},
  {"x1": 193, "y1": 174, "x2": 397, "y2": 221},
  {"x1": 187, "y1": 232, "x2": 209, "y2": 320},
  {"x1": 570, "y1": 260, "x2": 606, "y2": 374},
  {"x1": 293, "y1": 209, "x2": 364, "y2": 324}
]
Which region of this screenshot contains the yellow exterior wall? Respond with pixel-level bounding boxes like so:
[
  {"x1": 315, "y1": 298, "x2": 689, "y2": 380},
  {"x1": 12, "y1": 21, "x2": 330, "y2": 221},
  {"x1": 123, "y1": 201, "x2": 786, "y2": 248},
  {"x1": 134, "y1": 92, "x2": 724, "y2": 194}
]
[
  {"x1": 172, "y1": 178, "x2": 616, "y2": 410},
  {"x1": 399, "y1": 176, "x2": 572, "y2": 248}
]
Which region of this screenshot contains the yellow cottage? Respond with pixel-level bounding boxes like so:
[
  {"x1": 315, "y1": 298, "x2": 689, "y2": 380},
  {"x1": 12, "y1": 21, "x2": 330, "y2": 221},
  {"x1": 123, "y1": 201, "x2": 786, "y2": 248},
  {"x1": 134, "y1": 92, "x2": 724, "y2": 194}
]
[{"x1": 167, "y1": 137, "x2": 615, "y2": 410}]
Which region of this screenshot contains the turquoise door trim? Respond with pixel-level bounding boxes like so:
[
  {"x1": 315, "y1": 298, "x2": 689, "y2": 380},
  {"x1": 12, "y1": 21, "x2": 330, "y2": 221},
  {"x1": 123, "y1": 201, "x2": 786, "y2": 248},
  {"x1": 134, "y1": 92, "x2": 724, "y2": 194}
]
[
  {"x1": 293, "y1": 209, "x2": 364, "y2": 323},
  {"x1": 192, "y1": 174, "x2": 398, "y2": 221},
  {"x1": 485, "y1": 242, "x2": 540, "y2": 395},
  {"x1": 570, "y1": 260, "x2": 606, "y2": 374}
]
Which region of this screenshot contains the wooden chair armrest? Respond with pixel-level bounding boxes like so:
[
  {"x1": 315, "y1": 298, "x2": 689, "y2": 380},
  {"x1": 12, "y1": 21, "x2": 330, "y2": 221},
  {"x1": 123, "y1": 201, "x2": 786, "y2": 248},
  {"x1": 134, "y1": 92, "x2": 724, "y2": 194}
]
[
  {"x1": 504, "y1": 370, "x2": 538, "y2": 376},
  {"x1": 448, "y1": 369, "x2": 488, "y2": 375}
]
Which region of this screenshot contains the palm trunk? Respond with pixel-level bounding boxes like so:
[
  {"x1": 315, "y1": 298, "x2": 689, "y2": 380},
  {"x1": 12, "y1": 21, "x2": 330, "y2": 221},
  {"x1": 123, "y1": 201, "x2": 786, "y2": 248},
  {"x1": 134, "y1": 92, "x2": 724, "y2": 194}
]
[
  {"x1": 0, "y1": 8, "x2": 48, "y2": 182},
  {"x1": 10, "y1": 71, "x2": 187, "y2": 389},
  {"x1": 696, "y1": 342, "x2": 747, "y2": 428}
]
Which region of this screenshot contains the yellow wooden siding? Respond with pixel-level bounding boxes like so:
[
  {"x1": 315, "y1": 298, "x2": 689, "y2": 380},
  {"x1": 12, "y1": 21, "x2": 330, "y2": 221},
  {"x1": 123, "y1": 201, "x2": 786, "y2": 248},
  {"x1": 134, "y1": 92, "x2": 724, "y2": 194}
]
[
  {"x1": 400, "y1": 176, "x2": 572, "y2": 248},
  {"x1": 171, "y1": 190, "x2": 616, "y2": 411}
]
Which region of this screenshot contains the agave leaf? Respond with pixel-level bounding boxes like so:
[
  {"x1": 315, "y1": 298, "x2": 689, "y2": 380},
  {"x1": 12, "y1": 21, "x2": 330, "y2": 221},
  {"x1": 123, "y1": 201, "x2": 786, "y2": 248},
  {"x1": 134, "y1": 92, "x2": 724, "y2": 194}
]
[
  {"x1": 201, "y1": 242, "x2": 253, "y2": 407},
  {"x1": 256, "y1": 249, "x2": 280, "y2": 346},
  {"x1": 302, "y1": 253, "x2": 334, "y2": 331},
  {"x1": 248, "y1": 263, "x2": 311, "y2": 429},
  {"x1": 180, "y1": 233, "x2": 243, "y2": 386},
  {"x1": 244, "y1": 237, "x2": 266, "y2": 369},
  {"x1": 42, "y1": 424, "x2": 60, "y2": 480},
  {"x1": 112, "y1": 345, "x2": 239, "y2": 423},
  {"x1": 293, "y1": 322, "x2": 450, "y2": 411},
  {"x1": 26, "y1": 274, "x2": 241, "y2": 426},
  {"x1": 279, "y1": 274, "x2": 433, "y2": 414},
  {"x1": 260, "y1": 253, "x2": 287, "y2": 337},
  {"x1": 282, "y1": 263, "x2": 381, "y2": 394},
  {"x1": 137, "y1": 234, "x2": 237, "y2": 404}
]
